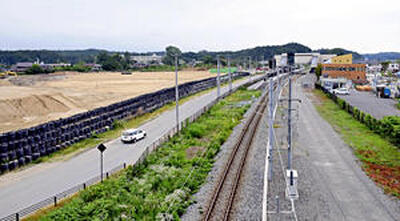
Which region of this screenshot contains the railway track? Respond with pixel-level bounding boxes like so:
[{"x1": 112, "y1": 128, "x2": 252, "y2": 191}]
[{"x1": 203, "y1": 81, "x2": 276, "y2": 221}]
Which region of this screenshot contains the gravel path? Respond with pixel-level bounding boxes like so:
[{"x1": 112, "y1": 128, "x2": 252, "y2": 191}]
[{"x1": 267, "y1": 74, "x2": 400, "y2": 221}]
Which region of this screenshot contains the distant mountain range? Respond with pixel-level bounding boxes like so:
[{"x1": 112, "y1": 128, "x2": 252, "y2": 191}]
[
  {"x1": 0, "y1": 43, "x2": 399, "y2": 66},
  {"x1": 362, "y1": 52, "x2": 400, "y2": 62},
  {"x1": 313, "y1": 48, "x2": 363, "y2": 60}
]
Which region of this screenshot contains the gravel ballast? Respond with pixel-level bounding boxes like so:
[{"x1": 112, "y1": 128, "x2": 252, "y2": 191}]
[{"x1": 181, "y1": 88, "x2": 267, "y2": 221}]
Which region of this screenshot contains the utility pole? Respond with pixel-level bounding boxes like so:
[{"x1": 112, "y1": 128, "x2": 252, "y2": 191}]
[
  {"x1": 217, "y1": 55, "x2": 221, "y2": 98},
  {"x1": 287, "y1": 76, "x2": 292, "y2": 170},
  {"x1": 262, "y1": 55, "x2": 264, "y2": 70},
  {"x1": 175, "y1": 55, "x2": 179, "y2": 131},
  {"x1": 268, "y1": 79, "x2": 274, "y2": 181},
  {"x1": 249, "y1": 56, "x2": 251, "y2": 72},
  {"x1": 228, "y1": 56, "x2": 232, "y2": 92}
]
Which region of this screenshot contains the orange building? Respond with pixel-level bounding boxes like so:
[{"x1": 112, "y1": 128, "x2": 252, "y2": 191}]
[{"x1": 321, "y1": 64, "x2": 366, "y2": 81}]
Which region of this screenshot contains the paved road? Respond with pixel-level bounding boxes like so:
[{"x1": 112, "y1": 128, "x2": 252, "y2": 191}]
[
  {"x1": 0, "y1": 76, "x2": 260, "y2": 217},
  {"x1": 293, "y1": 75, "x2": 399, "y2": 220},
  {"x1": 339, "y1": 90, "x2": 400, "y2": 119}
]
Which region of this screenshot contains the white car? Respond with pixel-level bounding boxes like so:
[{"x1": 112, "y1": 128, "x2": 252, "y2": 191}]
[
  {"x1": 121, "y1": 129, "x2": 146, "y2": 143},
  {"x1": 333, "y1": 88, "x2": 350, "y2": 95}
]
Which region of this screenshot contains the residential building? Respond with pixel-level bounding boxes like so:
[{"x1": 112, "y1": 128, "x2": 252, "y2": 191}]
[
  {"x1": 84, "y1": 63, "x2": 102, "y2": 71},
  {"x1": 321, "y1": 63, "x2": 366, "y2": 81},
  {"x1": 367, "y1": 64, "x2": 382, "y2": 73},
  {"x1": 11, "y1": 62, "x2": 34, "y2": 72},
  {"x1": 388, "y1": 63, "x2": 399, "y2": 72},
  {"x1": 331, "y1": 54, "x2": 353, "y2": 64},
  {"x1": 131, "y1": 54, "x2": 163, "y2": 65}
]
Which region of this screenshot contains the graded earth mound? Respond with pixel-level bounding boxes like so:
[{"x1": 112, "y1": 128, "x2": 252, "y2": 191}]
[{"x1": 0, "y1": 71, "x2": 214, "y2": 132}]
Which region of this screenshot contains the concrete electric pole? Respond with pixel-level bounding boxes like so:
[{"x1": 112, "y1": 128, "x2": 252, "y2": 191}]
[
  {"x1": 217, "y1": 55, "x2": 221, "y2": 98},
  {"x1": 228, "y1": 56, "x2": 232, "y2": 92},
  {"x1": 175, "y1": 55, "x2": 179, "y2": 131}
]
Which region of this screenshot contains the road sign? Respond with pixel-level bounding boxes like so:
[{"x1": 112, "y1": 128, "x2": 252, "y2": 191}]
[{"x1": 97, "y1": 143, "x2": 107, "y2": 152}]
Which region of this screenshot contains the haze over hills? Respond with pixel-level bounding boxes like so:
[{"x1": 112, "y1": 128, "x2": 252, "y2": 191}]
[
  {"x1": 363, "y1": 52, "x2": 400, "y2": 62},
  {"x1": 0, "y1": 43, "x2": 399, "y2": 66}
]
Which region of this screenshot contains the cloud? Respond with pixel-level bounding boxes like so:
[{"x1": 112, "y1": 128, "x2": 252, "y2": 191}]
[{"x1": 0, "y1": 0, "x2": 399, "y2": 53}]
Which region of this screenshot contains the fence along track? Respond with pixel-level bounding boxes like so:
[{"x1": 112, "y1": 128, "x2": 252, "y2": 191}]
[{"x1": 203, "y1": 82, "x2": 274, "y2": 221}]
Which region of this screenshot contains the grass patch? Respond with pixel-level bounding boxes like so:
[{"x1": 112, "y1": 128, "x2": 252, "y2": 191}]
[
  {"x1": 312, "y1": 89, "x2": 400, "y2": 197},
  {"x1": 27, "y1": 87, "x2": 260, "y2": 220},
  {"x1": 208, "y1": 67, "x2": 238, "y2": 74}
]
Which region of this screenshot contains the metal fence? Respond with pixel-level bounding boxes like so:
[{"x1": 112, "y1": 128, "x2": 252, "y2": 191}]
[{"x1": 0, "y1": 74, "x2": 266, "y2": 221}]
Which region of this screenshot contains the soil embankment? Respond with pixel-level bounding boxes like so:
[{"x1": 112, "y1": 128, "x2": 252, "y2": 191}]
[{"x1": 0, "y1": 71, "x2": 214, "y2": 132}]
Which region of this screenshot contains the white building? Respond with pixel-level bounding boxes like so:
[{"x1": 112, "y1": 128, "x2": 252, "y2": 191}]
[
  {"x1": 131, "y1": 53, "x2": 163, "y2": 65},
  {"x1": 388, "y1": 63, "x2": 399, "y2": 72},
  {"x1": 274, "y1": 53, "x2": 336, "y2": 67}
]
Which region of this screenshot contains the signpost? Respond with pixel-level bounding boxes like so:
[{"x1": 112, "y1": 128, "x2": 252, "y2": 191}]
[{"x1": 97, "y1": 143, "x2": 107, "y2": 182}]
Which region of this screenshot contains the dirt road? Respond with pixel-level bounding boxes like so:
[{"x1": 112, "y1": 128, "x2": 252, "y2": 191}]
[{"x1": 0, "y1": 71, "x2": 214, "y2": 132}]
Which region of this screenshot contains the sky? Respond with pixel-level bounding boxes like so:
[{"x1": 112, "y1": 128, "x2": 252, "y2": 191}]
[{"x1": 0, "y1": 0, "x2": 399, "y2": 53}]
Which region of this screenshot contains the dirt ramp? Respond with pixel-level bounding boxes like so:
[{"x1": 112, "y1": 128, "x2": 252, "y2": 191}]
[{"x1": 0, "y1": 93, "x2": 77, "y2": 131}]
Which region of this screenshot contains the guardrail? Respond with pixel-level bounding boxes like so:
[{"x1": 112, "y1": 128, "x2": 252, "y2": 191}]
[{"x1": 0, "y1": 74, "x2": 267, "y2": 221}]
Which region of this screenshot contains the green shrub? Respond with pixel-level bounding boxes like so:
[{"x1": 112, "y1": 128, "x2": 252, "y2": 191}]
[{"x1": 187, "y1": 123, "x2": 207, "y2": 138}]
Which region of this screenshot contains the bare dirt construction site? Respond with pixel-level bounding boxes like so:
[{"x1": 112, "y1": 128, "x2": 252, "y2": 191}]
[{"x1": 0, "y1": 71, "x2": 214, "y2": 133}]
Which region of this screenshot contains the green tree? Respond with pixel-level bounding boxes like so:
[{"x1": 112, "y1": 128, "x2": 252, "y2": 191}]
[
  {"x1": 25, "y1": 64, "x2": 44, "y2": 74},
  {"x1": 381, "y1": 61, "x2": 390, "y2": 72},
  {"x1": 73, "y1": 62, "x2": 91, "y2": 72},
  {"x1": 202, "y1": 55, "x2": 214, "y2": 65},
  {"x1": 315, "y1": 63, "x2": 323, "y2": 80},
  {"x1": 162, "y1": 46, "x2": 182, "y2": 66},
  {"x1": 97, "y1": 53, "x2": 123, "y2": 71}
]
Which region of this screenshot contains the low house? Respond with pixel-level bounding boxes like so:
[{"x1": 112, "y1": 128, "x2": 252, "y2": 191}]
[
  {"x1": 388, "y1": 63, "x2": 399, "y2": 73},
  {"x1": 131, "y1": 54, "x2": 163, "y2": 66},
  {"x1": 84, "y1": 63, "x2": 102, "y2": 72},
  {"x1": 11, "y1": 62, "x2": 33, "y2": 72}
]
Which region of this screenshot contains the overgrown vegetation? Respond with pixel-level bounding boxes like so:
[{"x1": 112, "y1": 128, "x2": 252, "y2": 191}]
[
  {"x1": 30, "y1": 88, "x2": 260, "y2": 220},
  {"x1": 313, "y1": 90, "x2": 400, "y2": 197}
]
